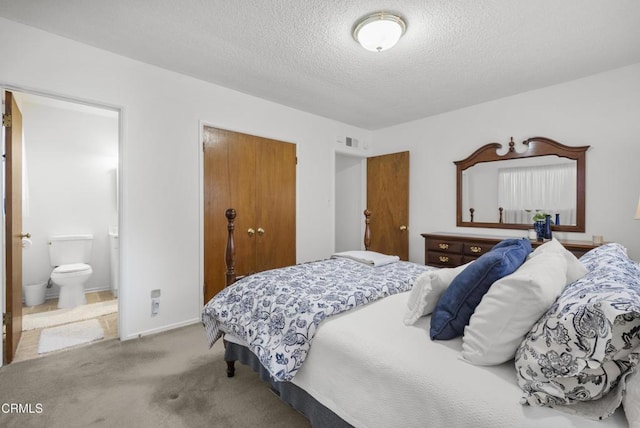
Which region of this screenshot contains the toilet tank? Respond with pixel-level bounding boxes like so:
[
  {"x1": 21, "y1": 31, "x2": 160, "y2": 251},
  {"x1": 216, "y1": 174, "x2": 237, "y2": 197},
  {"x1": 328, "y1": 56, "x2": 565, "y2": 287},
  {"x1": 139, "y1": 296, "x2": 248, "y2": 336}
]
[{"x1": 49, "y1": 235, "x2": 94, "y2": 266}]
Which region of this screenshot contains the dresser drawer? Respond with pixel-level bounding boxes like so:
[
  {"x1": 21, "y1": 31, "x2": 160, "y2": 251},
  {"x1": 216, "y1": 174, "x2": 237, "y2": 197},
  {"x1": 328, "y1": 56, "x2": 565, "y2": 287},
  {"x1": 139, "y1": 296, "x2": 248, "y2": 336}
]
[
  {"x1": 426, "y1": 240, "x2": 463, "y2": 254},
  {"x1": 463, "y1": 241, "x2": 490, "y2": 257},
  {"x1": 462, "y1": 255, "x2": 482, "y2": 264},
  {"x1": 427, "y1": 252, "x2": 463, "y2": 267},
  {"x1": 423, "y1": 232, "x2": 600, "y2": 269}
]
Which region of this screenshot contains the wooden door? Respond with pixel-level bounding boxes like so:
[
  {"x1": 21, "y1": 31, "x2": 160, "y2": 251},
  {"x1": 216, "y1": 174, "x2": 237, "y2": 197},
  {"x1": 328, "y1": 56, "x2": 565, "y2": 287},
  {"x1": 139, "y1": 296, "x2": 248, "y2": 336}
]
[
  {"x1": 366, "y1": 151, "x2": 410, "y2": 260},
  {"x1": 203, "y1": 127, "x2": 296, "y2": 303},
  {"x1": 4, "y1": 91, "x2": 23, "y2": 364},
  {"x1": 255, "y1": 139, "x2": 296, "y2": 272},
  {"x1": 203, "y1": 127, "x2": 256, "y2": 302}
]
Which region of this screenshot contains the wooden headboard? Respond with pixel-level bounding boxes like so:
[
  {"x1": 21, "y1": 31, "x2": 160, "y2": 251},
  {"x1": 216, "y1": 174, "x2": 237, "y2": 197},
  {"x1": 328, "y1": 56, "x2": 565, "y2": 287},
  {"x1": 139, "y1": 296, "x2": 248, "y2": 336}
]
[{"x1": 224, "y1": 208, "x2": 372, "y2": 287}]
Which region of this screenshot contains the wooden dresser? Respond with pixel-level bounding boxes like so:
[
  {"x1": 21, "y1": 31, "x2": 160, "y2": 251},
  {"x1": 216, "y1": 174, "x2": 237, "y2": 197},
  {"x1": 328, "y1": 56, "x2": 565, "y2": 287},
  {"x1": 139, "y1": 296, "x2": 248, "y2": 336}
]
[{"x1": 421, "y1": 233, "x2": 600, "y2": 268}]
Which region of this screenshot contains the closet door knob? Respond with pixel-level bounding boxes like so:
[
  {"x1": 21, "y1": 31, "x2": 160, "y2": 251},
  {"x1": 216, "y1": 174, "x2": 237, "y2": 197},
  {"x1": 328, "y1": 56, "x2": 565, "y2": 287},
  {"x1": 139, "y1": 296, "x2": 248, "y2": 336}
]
[
  {"x1": 399, "y1": 225, "x2": 407, "y2": 231},
  {"x1": 20, "y1": 232, "x2": 32, "y2": 238},
  {"x1": 257, "y1": 228, "x2": 265, "y2": 236},
  {"x1": 247, "y1": 228, "x2": 255, "y2": 237}
]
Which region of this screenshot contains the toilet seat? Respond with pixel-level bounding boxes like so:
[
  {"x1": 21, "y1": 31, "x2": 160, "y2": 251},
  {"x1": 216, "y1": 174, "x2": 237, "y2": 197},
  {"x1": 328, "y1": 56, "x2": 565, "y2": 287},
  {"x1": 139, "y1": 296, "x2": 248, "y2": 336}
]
[{"x1": 52, "y1": 263, "x2": 92, "y2": 277}]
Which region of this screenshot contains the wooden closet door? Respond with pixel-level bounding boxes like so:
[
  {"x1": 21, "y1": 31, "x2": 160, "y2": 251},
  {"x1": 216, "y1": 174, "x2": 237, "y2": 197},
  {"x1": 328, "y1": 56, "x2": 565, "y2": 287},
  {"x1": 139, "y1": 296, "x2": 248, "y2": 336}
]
[
  {"x1": 203, "y1": 127, "x2": 256, "y2": 302},
  {"x1": 203, "y1": 127, "x2": 296, "y2": 302},
  {"x1": 367, "y1": 151, "x2": 410, "y2": 260},
  {"x1": 255, "y1": 139, "x2": 296, "y2": 271}
]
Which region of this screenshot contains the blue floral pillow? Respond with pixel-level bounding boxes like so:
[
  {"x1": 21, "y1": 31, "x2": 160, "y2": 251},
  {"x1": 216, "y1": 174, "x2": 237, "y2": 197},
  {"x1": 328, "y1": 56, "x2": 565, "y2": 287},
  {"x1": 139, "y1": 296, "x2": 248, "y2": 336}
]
[
  {"x1": 430, "y1": 238, "x2": 531, "y2": 340},
  {"x1": 515, "y1": 243, "x2": 640, "y2": 418}
]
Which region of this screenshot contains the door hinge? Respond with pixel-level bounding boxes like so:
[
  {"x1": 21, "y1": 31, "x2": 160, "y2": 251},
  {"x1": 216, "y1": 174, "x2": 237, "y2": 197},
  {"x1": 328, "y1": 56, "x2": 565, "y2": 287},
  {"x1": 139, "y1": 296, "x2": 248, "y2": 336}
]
[
  {"x1": 2, "y1": 114, "x2": 11, "y2": 127},
  {"x1": 3, "y1": 312, "x2": 11, "y2": 326},
  {"x1": 202, "y1": 141, "x2": 205, "y2": 152}
]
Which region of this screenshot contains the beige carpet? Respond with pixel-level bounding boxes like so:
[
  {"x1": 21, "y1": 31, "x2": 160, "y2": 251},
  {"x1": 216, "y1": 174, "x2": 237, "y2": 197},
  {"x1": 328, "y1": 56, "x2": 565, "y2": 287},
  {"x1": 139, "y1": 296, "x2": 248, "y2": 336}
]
[{"x1": 0, "y1": 323, "x2": 310, "y2": 428}]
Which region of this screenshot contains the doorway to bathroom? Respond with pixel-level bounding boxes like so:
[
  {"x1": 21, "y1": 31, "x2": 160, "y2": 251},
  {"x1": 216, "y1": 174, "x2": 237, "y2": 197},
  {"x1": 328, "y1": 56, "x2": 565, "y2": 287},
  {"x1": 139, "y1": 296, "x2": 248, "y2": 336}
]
[{"x1": 2, "y1": 89, "x2": 120, "y2": 363}]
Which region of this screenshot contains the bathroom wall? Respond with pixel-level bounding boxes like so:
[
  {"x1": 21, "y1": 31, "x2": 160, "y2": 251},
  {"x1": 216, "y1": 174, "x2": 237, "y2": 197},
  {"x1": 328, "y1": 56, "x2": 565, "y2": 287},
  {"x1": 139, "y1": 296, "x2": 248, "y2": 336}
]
[{"x1": 21, "y1": 97, "x2": 118, "y2": 297}]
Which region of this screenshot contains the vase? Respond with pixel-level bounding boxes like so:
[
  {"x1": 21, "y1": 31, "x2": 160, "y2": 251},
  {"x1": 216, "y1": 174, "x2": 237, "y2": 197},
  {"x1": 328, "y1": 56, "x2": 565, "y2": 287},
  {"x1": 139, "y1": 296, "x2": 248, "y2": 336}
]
[
  {"x1": 534, "y1": 221, "x2": 545, "y2": 242},
  {"x1": 544, "y1": 214, "x2": 552, "y2": 239},
  {"x1": 555, "y1": 213, "x2": 560, "y2": 226}
]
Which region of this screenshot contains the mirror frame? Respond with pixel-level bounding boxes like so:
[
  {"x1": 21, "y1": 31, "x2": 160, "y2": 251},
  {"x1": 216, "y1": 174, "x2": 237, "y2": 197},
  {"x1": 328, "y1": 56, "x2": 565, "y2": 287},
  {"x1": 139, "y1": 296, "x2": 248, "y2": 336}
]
[{"x1": 455, "y1": 136, "x2": 589, "y2": 232}]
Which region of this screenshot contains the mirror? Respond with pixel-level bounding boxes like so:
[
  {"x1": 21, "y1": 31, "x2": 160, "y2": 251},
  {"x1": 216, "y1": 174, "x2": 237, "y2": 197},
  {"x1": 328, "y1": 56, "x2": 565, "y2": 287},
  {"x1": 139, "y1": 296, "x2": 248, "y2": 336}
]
[{"x1": 455, "y1": 137, "x2": 589, "y2": 232}]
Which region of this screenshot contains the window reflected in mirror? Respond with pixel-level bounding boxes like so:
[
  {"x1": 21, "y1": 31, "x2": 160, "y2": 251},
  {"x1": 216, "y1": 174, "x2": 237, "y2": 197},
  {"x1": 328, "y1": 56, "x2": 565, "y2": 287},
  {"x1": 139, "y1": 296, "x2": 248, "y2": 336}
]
[
  {"x1": 455, "y1": 137, "x2": 588, "y2": 232},
  {"x1": 462, "y1": 156, "x2": 577, "y2": 225}
]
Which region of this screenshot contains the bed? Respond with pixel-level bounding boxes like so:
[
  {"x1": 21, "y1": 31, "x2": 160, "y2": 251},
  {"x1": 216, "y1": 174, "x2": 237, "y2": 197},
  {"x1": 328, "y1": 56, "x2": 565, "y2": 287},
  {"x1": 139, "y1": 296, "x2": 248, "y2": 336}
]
[{"x1": 202, "y1": 209, "x2": 639, "y2": 427}]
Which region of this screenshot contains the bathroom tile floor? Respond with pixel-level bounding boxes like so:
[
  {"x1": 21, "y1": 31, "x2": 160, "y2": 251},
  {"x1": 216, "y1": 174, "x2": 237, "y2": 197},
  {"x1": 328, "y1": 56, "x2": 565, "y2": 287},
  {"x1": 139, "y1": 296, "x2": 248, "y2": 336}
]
[{"x1": 14, "y1": 291, "x2": 118, "y2": 363}]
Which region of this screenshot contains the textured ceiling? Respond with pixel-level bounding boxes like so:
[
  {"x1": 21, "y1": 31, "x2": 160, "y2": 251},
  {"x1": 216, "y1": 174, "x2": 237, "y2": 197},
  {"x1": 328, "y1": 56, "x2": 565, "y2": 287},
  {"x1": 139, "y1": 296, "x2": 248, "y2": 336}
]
[{"x1": 1, "y1": 1, "x2": 640, "y2": 130}]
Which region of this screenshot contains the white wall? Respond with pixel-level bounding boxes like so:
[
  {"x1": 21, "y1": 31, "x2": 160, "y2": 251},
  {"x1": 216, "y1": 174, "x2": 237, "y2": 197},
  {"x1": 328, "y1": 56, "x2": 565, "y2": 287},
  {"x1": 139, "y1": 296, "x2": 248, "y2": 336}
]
[
  {"x1": 21, "y1": 100, "x2": 118, "y2": 297},
  {"x1": 0, "y1": 18, "x2": 372, "y2": 340},
  {"x1": 373, "y1": 63, "x2": 640, "y2": 263},
  {"x1": 335, "y1": 154, "x2": 365, "y2": 252}
]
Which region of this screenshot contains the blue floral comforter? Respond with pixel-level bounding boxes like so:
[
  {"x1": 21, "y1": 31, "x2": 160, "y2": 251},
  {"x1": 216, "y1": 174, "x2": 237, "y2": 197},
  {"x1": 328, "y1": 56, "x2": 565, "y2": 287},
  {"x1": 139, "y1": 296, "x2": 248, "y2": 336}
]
[{"x1": 202, "y1": 257, "x2": 431, "y2": 381}]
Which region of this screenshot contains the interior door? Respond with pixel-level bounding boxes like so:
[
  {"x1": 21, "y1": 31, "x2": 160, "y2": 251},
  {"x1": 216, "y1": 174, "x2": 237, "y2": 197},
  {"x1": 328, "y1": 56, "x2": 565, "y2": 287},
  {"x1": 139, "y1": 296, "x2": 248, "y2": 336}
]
[
  {"x1": 366, "y1": 151, "x2": 410, "y2": 260},
  {"x1": 203, "y1": 127, "x2": 296, "y2": 303},
  {"x1": 203, "y1": 127, "x2": 256, "y2": 303},
  {"x1": 3, "y1": 91, "x2": 23, "y2": 364},
  {"x1": 255, "y1": 138, "x2": 296, "y2": 272}
]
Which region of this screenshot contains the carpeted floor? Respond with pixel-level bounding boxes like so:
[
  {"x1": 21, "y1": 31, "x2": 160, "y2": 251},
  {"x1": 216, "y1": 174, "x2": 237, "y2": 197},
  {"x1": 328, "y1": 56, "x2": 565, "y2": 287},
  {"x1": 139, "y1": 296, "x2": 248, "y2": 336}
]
[{"x1": 0, "y1": 323, "x2": 310, "y2": 428}]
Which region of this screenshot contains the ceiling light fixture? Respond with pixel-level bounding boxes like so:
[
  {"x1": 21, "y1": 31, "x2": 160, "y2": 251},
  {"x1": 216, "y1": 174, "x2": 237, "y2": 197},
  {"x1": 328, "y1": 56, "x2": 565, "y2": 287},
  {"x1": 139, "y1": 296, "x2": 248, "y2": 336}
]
[{"x1": 353, "y1": 12, "x2": 406, "y2": 52}]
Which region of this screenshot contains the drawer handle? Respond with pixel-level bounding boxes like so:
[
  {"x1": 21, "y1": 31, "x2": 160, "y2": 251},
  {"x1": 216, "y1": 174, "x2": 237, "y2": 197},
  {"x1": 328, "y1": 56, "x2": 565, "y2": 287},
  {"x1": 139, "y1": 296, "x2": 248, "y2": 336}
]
[
  {"x1": 438, "y1": 243, "x2": 449, "y2": 250},
  {"x1": 439, "y1": 256, "x2": 449, "y2": 263},
  {"x1": 470, "y1": 246, "x2": 482, "y2": 253}
]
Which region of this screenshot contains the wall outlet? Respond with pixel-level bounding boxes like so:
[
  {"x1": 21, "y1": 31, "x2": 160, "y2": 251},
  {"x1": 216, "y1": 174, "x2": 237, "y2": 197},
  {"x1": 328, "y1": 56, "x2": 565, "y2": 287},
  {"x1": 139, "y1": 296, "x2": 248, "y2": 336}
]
[{"x1": 151, "y1": 289, "x2": 160, "y2": 316}]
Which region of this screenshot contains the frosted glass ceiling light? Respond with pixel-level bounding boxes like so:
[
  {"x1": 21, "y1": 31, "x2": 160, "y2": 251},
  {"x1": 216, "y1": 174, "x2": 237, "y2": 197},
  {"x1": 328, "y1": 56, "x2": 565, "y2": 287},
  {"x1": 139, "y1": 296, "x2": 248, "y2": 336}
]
[{"x1": 353, "y1": 12, "x2": 406, "y2": 52}]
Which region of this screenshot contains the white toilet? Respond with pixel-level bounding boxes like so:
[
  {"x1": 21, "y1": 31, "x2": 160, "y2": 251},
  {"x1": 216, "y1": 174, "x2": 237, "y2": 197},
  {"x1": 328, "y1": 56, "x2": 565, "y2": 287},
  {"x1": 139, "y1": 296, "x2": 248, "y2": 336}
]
[{"x1": 49, "y1": 234, "x2": 94, "y2": 309}]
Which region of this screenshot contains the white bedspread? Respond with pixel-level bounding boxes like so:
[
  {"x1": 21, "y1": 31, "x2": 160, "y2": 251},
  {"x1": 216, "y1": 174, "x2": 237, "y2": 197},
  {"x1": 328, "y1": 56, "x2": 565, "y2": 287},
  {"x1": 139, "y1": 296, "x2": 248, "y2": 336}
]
[{"x1": 288, "y1": 293, "x2": 628, "y2": 428}]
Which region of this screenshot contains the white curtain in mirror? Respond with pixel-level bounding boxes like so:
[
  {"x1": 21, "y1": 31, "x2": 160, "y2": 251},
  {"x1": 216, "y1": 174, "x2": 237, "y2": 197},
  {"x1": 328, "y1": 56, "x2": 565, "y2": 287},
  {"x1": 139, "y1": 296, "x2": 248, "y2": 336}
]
[{"x1": 498, "y1": 163, "x2": 576, "y2": 225}]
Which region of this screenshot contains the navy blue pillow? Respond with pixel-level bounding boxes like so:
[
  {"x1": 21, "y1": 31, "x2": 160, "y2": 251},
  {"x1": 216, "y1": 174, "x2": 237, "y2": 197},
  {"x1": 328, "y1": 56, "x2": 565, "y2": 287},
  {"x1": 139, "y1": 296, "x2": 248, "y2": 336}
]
[{"x1": 430, "y1": 238, "x2": 531, "y2": 340}]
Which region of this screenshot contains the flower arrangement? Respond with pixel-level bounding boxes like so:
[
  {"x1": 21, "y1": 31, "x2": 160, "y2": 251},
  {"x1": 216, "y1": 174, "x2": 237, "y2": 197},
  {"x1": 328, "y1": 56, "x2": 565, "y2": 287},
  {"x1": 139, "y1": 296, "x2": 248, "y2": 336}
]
[
  {"x1": 532, "y1": 211, "x2": 553, "y2": 224},
  {"x1": 531, "y1": 211, "x2": 548, "y2": 222}
]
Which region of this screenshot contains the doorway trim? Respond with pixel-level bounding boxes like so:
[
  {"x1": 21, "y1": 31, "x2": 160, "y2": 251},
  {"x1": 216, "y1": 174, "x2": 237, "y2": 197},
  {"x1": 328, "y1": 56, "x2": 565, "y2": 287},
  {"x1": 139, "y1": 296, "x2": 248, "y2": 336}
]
[{"x1": 0, "y1": 82, "x2": 124, "y2": 367}]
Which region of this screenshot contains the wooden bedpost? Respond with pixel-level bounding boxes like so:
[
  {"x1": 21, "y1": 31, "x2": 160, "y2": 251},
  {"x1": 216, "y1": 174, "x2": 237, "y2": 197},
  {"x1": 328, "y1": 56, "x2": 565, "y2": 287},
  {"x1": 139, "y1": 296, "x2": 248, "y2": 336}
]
[
  {"x1": 224, "y1": 208, "x2": 237, "y2": 378},
  {"x1": 225, "y1": 208, "x2": 237, "y2": 287},
  {"x1": 364, "y1": 209, "x2": 371, "y2": 250}
]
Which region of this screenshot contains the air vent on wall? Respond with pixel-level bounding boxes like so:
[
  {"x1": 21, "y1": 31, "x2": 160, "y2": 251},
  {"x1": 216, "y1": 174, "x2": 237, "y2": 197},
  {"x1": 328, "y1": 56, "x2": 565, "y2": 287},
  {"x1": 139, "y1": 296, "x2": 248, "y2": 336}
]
[{"x1": 336, "y1": 136, "x2": 359, "y2": 148}]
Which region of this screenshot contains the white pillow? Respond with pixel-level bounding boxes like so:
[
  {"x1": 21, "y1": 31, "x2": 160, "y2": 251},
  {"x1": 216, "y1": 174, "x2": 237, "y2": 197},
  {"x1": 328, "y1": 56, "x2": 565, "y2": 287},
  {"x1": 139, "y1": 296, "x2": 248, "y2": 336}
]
[
  {"x1": 528, "y1": 237, "x2": 587, "y2": 284},
  {"x1": 404, "y1": 263, "x2": 469, "y2": 325},
  {"x1": 461, "y1": 251, "x2": 567, "y2": 365}
]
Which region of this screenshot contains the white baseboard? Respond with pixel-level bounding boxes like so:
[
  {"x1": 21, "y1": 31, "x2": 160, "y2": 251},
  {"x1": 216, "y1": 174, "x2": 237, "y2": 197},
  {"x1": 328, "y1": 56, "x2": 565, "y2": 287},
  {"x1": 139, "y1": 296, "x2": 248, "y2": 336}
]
[
  {"x1": 120, "y1": 318, "x2": 201, "y2": 342},
  {"x1": 41, "y1": 285, "x2": 113, "y2": 301}
]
